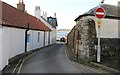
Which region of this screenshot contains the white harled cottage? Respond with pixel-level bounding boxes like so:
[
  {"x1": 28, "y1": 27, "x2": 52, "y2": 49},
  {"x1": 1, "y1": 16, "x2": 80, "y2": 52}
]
[
  {"x1": 35, "y1": 6, "x2": 57, "y2": 45},
  {"x1": 0, "y1": 0, "x2": 57, "y2": 71}
]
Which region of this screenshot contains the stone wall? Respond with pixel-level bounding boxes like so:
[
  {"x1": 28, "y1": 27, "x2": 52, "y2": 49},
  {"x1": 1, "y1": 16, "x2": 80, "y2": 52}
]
[
  {"x1": 67, "y1": 18, "x2": 120, "y2": 62},
  {"x1": 95, "y1": 38, "x2": 120, "y2": 60},
  {"x1": 67, "y1": 18, "x2": 96, "y2": 62}
]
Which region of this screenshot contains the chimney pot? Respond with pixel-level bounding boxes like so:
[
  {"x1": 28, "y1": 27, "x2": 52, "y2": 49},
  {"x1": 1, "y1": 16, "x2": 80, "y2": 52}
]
[
  {"x1": 17, "y1": 0, "x2": 25, "y2": 12},
  {"x1": 54, "y1": 12, "x2": 56, "y2": 18}
]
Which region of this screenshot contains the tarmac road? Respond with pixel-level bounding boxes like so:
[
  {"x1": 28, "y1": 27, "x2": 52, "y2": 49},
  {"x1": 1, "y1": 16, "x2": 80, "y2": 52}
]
[{"x1": 19, "y1": 43, "x2": 106, "y2": 74}]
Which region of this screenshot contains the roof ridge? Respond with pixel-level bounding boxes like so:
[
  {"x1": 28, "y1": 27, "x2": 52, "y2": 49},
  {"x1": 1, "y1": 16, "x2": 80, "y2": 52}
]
[
  {"x1": 75, "y1": 4, "x2": 119, "y2": 21},
  {"x1": 41, "y1": 16, "x2": 56, "y2": 28},
  {"x1": 2, "y1": 1, "x2": 36, "y2": 19},
  {"x1": 2, "y1": 1, "x2": 51, "y2": 31},
  {"x1": 102, "y1": 4, "x2": 118, "y2": 7}
]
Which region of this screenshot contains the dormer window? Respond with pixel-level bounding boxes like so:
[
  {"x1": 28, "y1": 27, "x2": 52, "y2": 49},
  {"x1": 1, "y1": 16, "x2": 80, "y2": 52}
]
[{"x1": 49, "y1": 18, "x2": 53, "y2": 24}]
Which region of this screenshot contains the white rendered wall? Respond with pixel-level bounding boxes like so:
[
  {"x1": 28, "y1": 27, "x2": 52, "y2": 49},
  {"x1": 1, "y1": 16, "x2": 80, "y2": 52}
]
[
  {"x1": 53, "y1": 28, "x2": 56, "y2": 44},
  {"x1": 27, "y1": 30, "x2": 37, "y2": 51},
  {"x1": 100, "y1": 19, "x2": 118, "y2": 38},
  {"x1": 0, "y1": 27, "x2": 2, "y2": 71},
  {"x1": 80, "y1": 16, "x2": 119, "y2": 38},
  {"x1": 31, "y1": 31, "x2": 42, "y2": 50},
  {"x1": 0, "y1": 26, "x2": 49, "y2": 70},
  {"x1": 35, "y1": 11, "x2": 56, "y2": 45},
  {"x1": 50, "y1": 31, "x2": 53, "y2": 44},
  {"x1": 40, "y1": 31, "x2": 44, "y2": 47},
  {"x1": 45, "y1": 32, "x2": 48, "y2": 46},
  {"x1": 38, "y1": 17, "x2": 56, "y2": 45},
  {"x1": 50, "y1": 32, "x2": 52, "y2": 45},
  {"x1": 2, "y1": 27, "x2": 25, "y2": 70},
  {"x1": 27, "y1": 30, "x2": 45, "y2": 51},
  {"x1": 32, "y1": 31, "x2": 38, "y2": 50},
  {"x1": 0, "y1": 1, "x2": 2, "y2": 71}
]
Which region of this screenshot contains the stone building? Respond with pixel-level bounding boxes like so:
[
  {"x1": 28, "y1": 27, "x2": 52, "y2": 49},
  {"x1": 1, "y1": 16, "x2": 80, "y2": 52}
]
[
  {"x1": 67, "y1": 18, "x2": 96, "y2": 62},
  {"x1": 67, "y1": 4, "x2": 120, "y2": 62}
]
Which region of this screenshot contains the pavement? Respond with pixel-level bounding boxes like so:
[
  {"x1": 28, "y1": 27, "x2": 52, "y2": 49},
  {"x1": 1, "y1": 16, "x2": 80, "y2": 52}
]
[
  {"x1": 65, "y1": 44, "x2": 120, "y2": 75},
  {"x1": 3, "y1": 43, "x2": 110, "y2": 75},
  {"x1": 0, "y1": 71, "x2": 1, "y2": 75},
  {"x1": 100, "y1": 58, "x2": 119, "y2": 71}
]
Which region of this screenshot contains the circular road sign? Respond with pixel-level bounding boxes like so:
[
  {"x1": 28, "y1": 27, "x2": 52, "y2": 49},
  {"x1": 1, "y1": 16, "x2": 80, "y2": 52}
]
[{"x1": 95, "y1": 7, "x2": 106, "y2": 19}]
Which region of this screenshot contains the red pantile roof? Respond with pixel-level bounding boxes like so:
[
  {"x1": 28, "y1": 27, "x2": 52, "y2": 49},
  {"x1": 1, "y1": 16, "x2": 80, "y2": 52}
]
[{"x1": 1, "y1": 1, "x2": 51, "y2": 31}]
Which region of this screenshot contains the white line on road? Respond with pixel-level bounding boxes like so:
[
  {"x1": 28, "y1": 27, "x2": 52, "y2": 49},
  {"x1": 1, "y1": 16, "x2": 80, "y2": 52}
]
[
  {"x1": 12, "y1": 48, "x2": 45, "y2": 75},
  {"x1": 12, "y1": 44, "x2": 107, "y2": 74},
  {"x1": 12, "y1": 59, "x2": 22, "y2": 75},
  {"x1": 17, "y1": 52, "x2": 40, "y2": 74}
]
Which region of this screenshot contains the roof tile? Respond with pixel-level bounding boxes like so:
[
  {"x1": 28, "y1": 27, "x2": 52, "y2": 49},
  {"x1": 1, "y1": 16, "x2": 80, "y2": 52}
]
[{"x1": 1, "y1": 1, "x2": 51, "y2": 31}]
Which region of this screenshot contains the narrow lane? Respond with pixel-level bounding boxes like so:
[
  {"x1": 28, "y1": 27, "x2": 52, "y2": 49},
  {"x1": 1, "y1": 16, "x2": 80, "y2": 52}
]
[{"x1": 20, "y1": 43, "x2": 105, "y2": 73}]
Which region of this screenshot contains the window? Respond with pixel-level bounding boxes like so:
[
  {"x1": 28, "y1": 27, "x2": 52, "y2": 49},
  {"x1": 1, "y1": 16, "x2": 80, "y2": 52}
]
[
  {"x1": 27, "y1": 34, "x2": 30, "y2": 43},
  {"x1": 37, "y1": 32, "x2": 40, "y2": 43},
  {"x1": 49, "y1": 18, "x2": 53, "y2": 24}
]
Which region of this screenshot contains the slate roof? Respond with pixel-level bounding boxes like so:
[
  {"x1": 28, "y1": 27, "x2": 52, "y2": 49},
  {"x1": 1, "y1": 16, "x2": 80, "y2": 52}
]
[
  {"x1": 41, "y1": 16, "x2": 56, "y2": 28},
  {"x1": 75, "y1": 4, "x2": 120, "y2": 21},
  {"x1": 47, "y1": 16, "x2": 58, "y2": 27},
  {"x1": 0, "y1": 1, "x2": 51, "y2": 31}
]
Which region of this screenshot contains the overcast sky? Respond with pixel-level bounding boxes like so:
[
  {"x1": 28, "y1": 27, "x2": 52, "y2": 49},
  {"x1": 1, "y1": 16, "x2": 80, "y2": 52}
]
[{"x1": 1, "y1": 0, "x2": 118, "y2": 29}]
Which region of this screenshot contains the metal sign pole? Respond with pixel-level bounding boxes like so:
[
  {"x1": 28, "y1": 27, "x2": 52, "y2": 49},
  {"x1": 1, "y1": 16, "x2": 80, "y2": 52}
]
[
  {"x1": 97, "y1": 24, "x2": 101, "y2": 62},
  {"x1": 95, "y1": 1, "x2": 105, "y2": 63},
  {"x1": 97, "y1": 20, "x2": 102, "y2": 62}
]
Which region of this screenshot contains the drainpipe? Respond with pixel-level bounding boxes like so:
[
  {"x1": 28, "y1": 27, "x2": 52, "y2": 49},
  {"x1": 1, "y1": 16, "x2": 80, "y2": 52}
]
[{"x1": 25, "y1": 23, "x2": 29, "y2": 52}]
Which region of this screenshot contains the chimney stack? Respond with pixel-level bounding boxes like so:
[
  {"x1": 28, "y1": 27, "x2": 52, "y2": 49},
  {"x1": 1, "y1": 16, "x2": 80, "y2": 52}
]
[
  {"x1": 54, "y1": 12, "x2": 56, "y2": 18},
  {"x1": 19, "y1": 0, "x2": 23, "y2": 3},
  {"x1": 42, "y1": 11, "x2": 47, "y2": 20},
  {"x1": 35, "y1": 6, "x2": 41, "y2": 19},
  {"x1": 118, "y1": 1, "x2": 120, "y2": 7},
  {"x1": 17, "y1": 0, "x2": 25, "y2": 12},
  {"x1": 45, "y1": 12, "x2": 47, "y2": 20}
]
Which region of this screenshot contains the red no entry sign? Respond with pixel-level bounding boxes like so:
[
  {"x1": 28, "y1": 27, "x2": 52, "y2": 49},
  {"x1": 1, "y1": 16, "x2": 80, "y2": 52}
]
[{"x1": 95, "y1": 7, "x2": 106, "y2": 19}]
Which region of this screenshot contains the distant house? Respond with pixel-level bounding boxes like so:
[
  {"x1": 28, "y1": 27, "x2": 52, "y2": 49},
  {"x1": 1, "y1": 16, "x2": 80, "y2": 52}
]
[
  {"x1": 47, "y1": 14, "x2": 58, "y2": 27},
  {"x1": 34, "y1": 6, "x2": 58, "y2": 45},
  {"x1": 67, "y1": 4, "x2": 120, "y2": 62},
  {"x1": 0, "y1": 1, "x2": 52, "y2": 71},
  {"x1": 57, "y1": 29, "x2": 71, "y2": 41},
  {"x1": 74, "y1": 4, "x2": 120, "y2": 38}
]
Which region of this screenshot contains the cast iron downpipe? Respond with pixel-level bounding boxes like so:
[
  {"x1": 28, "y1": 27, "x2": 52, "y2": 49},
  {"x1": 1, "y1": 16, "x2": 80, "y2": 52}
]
[{"x1": 25, "y1": 23, "x2": 29, "y2": 52}]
